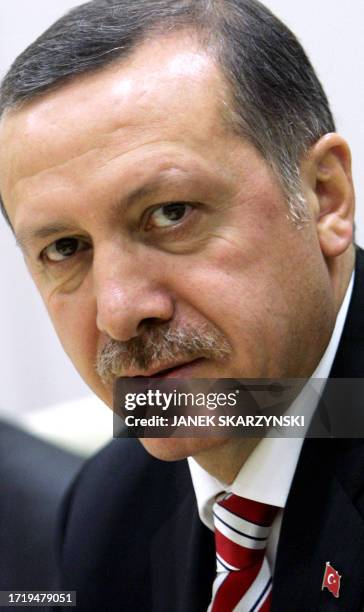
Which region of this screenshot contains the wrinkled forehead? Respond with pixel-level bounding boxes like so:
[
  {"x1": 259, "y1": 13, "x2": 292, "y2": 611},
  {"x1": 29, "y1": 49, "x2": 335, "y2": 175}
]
[{"x1": 0, "y1": 32, "x2": 231, "y2": 207}]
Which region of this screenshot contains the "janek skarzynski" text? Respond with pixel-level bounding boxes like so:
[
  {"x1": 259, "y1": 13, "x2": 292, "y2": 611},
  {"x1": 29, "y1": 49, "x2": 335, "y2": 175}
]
[{"x1": 124, "y1": 414, "x2": 305, "y2": 428}]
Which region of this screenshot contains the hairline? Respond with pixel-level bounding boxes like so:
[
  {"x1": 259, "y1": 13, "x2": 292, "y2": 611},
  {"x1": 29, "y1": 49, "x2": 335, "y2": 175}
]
[{"x1": 0, "y1": 20, "x2": 311, "y2": 229}]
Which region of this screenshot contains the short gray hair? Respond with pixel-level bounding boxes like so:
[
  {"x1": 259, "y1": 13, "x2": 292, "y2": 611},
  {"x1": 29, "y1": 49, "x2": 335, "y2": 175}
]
[{"x1": 0, "y1": 0, "x2": 336, "y2": 225}]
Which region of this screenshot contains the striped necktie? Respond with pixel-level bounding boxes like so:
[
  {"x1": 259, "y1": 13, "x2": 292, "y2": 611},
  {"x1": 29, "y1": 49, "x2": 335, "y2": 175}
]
[{"x1": 209, "y1": 493, "x2": 278, "y2": 612}]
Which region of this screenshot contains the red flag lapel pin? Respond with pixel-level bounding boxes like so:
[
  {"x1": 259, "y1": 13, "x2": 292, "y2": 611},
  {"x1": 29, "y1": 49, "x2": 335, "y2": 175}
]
[{"x1": 322, "y1": 562, "x2": 342, "y2": 599}]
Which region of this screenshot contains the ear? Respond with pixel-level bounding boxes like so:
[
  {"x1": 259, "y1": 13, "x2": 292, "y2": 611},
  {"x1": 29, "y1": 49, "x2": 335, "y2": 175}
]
[{"x1": 302, "y1": 133, "x2": 355, "y2": 258}]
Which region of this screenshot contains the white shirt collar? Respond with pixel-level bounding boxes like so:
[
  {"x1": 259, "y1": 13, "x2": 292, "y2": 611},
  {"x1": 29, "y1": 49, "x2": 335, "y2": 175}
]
[{"x1": 188, "y1": 273, "x2": 354, "y2": 530}]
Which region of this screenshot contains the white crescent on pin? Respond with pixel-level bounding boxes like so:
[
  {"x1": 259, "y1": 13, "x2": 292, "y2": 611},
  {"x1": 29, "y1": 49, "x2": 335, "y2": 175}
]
[{"x1": 327, "y1": 573, "x2": 336, "y2": 585}]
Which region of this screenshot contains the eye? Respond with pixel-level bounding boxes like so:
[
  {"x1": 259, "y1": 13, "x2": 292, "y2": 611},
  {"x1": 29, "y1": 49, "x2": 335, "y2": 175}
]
[
  {"x1": 41, "y1": 237, "x2": 90, "y2": 262},
  {"x1": 147, "y1": 202, "x2": 192, "y2": 229}
]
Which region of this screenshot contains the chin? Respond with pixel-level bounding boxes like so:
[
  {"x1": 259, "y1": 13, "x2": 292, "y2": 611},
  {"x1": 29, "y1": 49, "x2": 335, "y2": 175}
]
[{"x1": 139, "y1": 437, "x2": 228, "y2": 462}]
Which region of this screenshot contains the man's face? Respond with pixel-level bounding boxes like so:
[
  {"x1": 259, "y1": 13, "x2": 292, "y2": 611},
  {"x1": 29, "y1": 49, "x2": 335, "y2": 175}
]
[{"x1": 0, "y1": 33, "x2": 336, "y2": 459}]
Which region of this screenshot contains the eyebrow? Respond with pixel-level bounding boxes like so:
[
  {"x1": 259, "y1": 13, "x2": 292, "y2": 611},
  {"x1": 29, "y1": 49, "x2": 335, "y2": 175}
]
[
  {"x1": 15, "y1": 222, "x2": 80, "y2": 254},
  {"x1": 14, "y1": 173, "x2": 188, "y2": 254},
  {"x1": 117, "y1": 176, "x2": 182, "y2": 214}
]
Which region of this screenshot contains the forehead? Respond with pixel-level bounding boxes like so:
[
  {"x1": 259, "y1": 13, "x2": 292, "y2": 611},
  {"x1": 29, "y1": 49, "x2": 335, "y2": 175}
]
[{"x1": 0, "y1": 31, "x2": 231, "y2": 218}]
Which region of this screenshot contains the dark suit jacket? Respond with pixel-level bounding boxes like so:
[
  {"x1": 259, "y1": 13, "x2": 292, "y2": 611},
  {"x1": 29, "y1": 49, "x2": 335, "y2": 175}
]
[
  {"x1": 0, "y1": 421, "x2": 83, "y2": 592},
  {"x1": 58, "y1": 248, "x2": 364, "y2": 611}
]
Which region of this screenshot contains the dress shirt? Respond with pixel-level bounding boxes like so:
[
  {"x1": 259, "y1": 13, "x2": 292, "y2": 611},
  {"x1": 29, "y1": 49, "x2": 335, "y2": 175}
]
[{"x1": 188, "y1": 273, "x2": 354, "y2": 571}]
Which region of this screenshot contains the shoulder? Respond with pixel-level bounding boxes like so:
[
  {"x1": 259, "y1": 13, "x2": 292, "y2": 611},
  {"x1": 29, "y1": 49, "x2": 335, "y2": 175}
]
[
  {"x1": 57, "y1": 439, "x2": 199, "y2": 609},
  {"x1": 58, "y1": 438, "x2": 193, "y2": 557},
  {"x1": 60, "y1": 437, "x2": 191, "y2": 525}
]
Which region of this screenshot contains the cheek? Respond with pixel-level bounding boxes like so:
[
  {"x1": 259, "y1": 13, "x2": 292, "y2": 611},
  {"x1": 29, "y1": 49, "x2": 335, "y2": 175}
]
[
  {"x1": 46, "y1": 286, "x2": 99, "y2": 384},
  {"x1": 175, "y1": 235, "x2": 278, "y2": 330},
  {"x1": 169, "y1": 221, "x2": 321, "y2": 376}
]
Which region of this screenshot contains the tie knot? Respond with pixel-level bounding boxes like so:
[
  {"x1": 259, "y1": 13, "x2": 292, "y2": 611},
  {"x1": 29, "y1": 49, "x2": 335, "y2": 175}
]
[
  {"x1": 213, "y1": 494, "x2": 278, "y2": 572},
  {"x1": 216, "y1": 493, "x2": 277, "y2": 527}
]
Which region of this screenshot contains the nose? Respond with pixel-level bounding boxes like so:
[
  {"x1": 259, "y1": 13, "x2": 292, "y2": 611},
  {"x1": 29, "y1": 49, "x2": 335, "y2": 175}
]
[{"x1": 94, "y1": 244, "x2": 175, "y2": 342}]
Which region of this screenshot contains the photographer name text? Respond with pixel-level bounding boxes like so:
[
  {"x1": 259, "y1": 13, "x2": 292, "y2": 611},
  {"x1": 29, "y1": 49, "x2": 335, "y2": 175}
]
[{"x1": 124, "y1": 414, "x2": 305, "y2": 428}]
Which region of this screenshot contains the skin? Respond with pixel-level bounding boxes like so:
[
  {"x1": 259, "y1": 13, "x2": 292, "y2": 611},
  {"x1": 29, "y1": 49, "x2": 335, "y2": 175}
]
[{"x1": 0, "y1": 32, "x2": 355, "y2": 483}]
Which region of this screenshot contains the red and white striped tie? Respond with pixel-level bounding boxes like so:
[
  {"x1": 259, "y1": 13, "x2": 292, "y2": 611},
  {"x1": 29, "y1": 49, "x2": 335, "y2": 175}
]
[{"x1": 209, "y1": 493, "x2": 278, "y2": 612}]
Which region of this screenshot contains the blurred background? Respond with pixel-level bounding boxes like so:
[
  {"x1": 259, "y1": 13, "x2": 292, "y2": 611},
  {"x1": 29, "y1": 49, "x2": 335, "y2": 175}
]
[{"x1": 0, "y1": 1, "x2": 362, "y2": 453}]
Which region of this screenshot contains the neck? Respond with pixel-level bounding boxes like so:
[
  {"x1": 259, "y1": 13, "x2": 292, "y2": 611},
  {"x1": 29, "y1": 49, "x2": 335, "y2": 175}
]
[{"x1": 193, "y1": 438, "x2": 260, "y2": 485}]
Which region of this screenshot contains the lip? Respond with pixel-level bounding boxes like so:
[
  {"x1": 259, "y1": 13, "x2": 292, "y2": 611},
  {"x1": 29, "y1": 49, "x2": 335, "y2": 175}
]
[{"x1": 127, "y1": 358, "x2": 205, "y2": 379}]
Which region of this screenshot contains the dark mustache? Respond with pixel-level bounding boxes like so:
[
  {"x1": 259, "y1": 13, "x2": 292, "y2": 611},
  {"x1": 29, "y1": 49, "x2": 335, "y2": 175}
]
[{"x1": 96, "y1": 323, "x2": 231, "y2": 383}]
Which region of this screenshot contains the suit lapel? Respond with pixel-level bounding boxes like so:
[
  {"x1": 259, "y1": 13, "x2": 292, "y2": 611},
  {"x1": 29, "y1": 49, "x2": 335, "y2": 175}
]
[
  {"x1": 150, "y1": 485, "x2": 215, "y2": 612},
  {"x1": 272, "y1": 440, "x2": 364, "y2": 611},
  {"x1": 273, "y1": 247, "x2": 364, "y2": 610}
]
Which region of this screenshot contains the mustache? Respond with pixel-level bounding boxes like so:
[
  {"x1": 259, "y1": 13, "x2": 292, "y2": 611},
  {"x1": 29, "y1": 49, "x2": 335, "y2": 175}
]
[{"x1": 95, "y1": 323, "x2": 231, "y2": 383}]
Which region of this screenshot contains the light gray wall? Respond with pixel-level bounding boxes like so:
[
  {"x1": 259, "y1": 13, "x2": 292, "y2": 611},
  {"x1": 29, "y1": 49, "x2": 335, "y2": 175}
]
[{"x1": 0, "y1": 1, "x2": 362, "y2": 415}]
